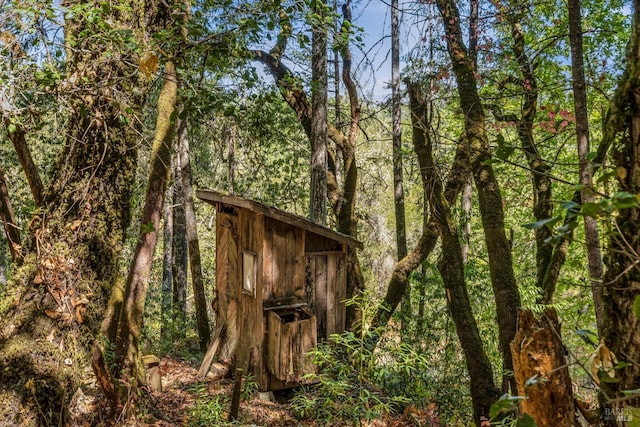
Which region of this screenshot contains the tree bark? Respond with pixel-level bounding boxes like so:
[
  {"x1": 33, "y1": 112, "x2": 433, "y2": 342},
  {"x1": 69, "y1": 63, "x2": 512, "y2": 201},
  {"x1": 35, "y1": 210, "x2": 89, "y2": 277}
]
[
  {"x1": 435, "y1": 0, "x2": 521, "y2": 393},
  {"x1": 391, "y1": 0, "x2": 410, "y2": 327},
  {"x1": 0, "y1": 164, "x2": 22, "y2": 264},
  {"x1": 161, "y1": 176, "x2": 174, "y2": 343},
  {"x1": 3, "y1": 120, "x2": 44, "y2": 207},
  {"x1": 0, "y1": 1, "x2": 161, "y2": 422},
  {"x1": 177, "y1": 117, "x2": 210, "y2": 351},
  {"x1": 568, "y1": 0, "x2": 605, "y2": 334},
  {"x1": 510, "y1": 309, "x2": 576, "y2": 426},
  {"x1": 408, "y1": 80, "x2": 500, "y2": 425},
  {"x1": 391, "y1": 0, "x2": 406, "y2": 263},
  {"x1": 172, "y1": 151, "x2": 188, "y2": 338},
  {"x1": 110, "y1": 60, "x2": 178, "y2": 385},
  {"x1": 310, "y1": 0, "x2": 328, "y2": 226},
  {"x1": 600, "y1": 1, "x2": 640, "y2": 421}
]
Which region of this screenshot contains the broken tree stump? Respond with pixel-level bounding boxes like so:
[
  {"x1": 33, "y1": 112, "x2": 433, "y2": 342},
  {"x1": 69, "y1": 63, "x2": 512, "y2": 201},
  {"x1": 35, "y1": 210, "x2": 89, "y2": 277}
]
[
  {"x1": 143, "y1": 354, "x2": 162, "y2": 392},
  {"x1": 510, "y1": 308, "x2": 576, "y2": 426}
]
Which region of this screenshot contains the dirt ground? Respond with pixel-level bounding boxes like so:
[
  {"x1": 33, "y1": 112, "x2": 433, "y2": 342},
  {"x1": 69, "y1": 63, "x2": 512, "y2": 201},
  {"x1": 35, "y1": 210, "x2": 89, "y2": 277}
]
[{"x1": 81, "y1": 356, "x2": 441, "y2": 426}]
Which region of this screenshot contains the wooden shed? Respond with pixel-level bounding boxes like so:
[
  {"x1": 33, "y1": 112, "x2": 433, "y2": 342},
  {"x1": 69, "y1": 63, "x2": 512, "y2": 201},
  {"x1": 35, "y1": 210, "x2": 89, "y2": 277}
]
[{"x1": 196, "y1": 190, "x2": 362, "y2": 391}]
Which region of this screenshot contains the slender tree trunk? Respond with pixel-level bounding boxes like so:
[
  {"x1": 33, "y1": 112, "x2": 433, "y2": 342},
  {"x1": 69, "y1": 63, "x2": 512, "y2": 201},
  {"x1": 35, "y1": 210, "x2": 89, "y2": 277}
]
[
  {"x1": 391, "y1": 0, "x2": 410, "y2": 327},
  {"x1": 172, "y1": 147, "x2": 188, "y2": 339},
  {"x1": 436, "y1": 0, "x2": 521, "y2": 393},
  {"x1": 409, "y1": 80, "x2": 500, "y2": 425},
  {"x1": 177, "y1": 117, "x2": 210, "y2": 351},
  {"x1": 568, "y1": 0, "x2": 605, "y2": 334},
  {"x1": 333, "y1": 0, "x2": 340, "y2": 129},
  {"x1": 391, "y1": 0, "x2": 406, "y2": 263},
  {"x1": 161, "y1": 177, "x2": 174, "y2": 343},
  {"x1": 228, "y1": 123, "x2": 236, "y2": 196},
  {"x1": 459, "y1": 0, "x2": 478, "y2": 265},
  {"x1": 110, "y1": 61, "x2": 178, "y2": 385},
  {"x1": 0, "y1": 164, "x2": 22, "y2": 264},
  {"x1": 3, "y1": 119, "x2": 44, "y2": 207},
  {"x1": 310, "y1": 0, "x2": 328, "y2": 225},
  {"x1": 460, "y1": 178, "x2": 472, "y2": 263}
]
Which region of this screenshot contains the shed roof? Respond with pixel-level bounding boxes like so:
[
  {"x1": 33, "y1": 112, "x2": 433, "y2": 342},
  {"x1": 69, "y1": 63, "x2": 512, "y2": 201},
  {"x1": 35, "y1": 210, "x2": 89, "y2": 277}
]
[{"x1": 197, "y1": 189, "x2": 363, "y2": 249}]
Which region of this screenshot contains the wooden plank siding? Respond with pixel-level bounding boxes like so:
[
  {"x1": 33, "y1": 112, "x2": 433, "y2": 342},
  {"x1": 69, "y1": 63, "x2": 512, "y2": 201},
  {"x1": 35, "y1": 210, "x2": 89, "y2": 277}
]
[
  {"x1": 236, "y1": 209, "x2": 264, "y2": 381},
  {"x1": 216, "y1": 212, "x2": 239, "y2": 361},
  {"x1": 310, "y1": 254, "x2": 327, "y2": 340},
  {"x1": 197, "y1": 191, "x2": 362, "y2": 392}
]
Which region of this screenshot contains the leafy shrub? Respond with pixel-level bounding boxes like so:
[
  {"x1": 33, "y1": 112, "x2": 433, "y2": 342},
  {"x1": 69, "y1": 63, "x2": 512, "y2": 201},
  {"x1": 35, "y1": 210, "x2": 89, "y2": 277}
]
[
  {"x1": 290, "y1": 328, "x2": 424, "y2": 424},
  {"x1": 186, "y1": 387, "x2": 227, "y2": 427}
]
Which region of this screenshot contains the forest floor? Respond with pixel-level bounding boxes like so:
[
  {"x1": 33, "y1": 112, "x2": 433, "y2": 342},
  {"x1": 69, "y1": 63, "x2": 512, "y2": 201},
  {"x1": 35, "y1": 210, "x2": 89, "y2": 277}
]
[{"x1": 108, "y1": 356, "x2": 441, "y2": 426}]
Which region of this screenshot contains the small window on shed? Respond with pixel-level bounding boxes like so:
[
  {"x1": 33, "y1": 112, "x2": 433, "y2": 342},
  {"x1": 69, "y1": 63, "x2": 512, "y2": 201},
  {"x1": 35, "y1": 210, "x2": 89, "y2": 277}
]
[{"x1": 242, "y1": 250, "x2": 257, "y2": 297}]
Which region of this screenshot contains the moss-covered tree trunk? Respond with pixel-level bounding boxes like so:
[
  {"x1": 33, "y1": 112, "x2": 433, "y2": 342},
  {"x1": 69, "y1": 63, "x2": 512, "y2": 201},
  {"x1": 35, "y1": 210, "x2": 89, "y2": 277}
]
[
  {"x1": 600, "y1": 0, "x2": 640, "y2": 422},
  {"x1": 0, "y1": 164, "x2": 21, "y2": 264},
  {"x1": 108, "y1": 61, "x2": 178, "y2": 387},
  {"x1": 436, "y1": 0, "x2": 521, "y2": 393},
  {"x1": 0, "y1": 1, "x2": 160, "y2": 423},
  {"x1": 408, "y1": 81, "x2": 500, "y2": 425}
]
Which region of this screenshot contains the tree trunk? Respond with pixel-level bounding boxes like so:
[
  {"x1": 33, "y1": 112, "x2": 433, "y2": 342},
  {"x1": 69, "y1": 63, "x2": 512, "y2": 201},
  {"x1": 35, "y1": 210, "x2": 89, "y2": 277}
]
[
  {"x1": 3, "y1": 119, "x2": 44, "y2": 207},
  {"x1": 252, "y1": 2, "x2": 364, "y2": 328},
  {"x1": 460, "y1": 177, "x2": 472, "y2": 264},
  {"x1": 435, "y1": 0, "x2": 521, "y2": 393},
  {"x1": 172, "y1": 143, "x2": 188, "y2": 338},
  {"x1": 0, "y1": 2, "x2": 160, "y2": 422},
  {"x1": 0, "y1": 164, "x2": 22, "y2": 264},
  {"x1": 161, "y1": 177, "x2": 174, "y2": 343},
  {"x1": 391, "y1": 0, "x2": 410, "y2": 327},
  {"x1": 409, "y1": 80, "x2": 500, "y2": 425},
  {"x1": 227, "y1": 123, "x2": 237, "y2": 195},
  {"x1": 510, "y1": 309, "x2": 576, "y2": 426},
  {"x1": 568, "y1": 0, "x2": 605, "y2": 334},
  {"x1": 600, "y1": 1, "x2": 640, "y2": 421},
  {"x1": 110, "y1": 61, "x2": 178, "y2": 386},
  {"x1": 310, "y1": 0, "x2": 328, "y2": 226},
  {"x1": 369, "y1": 81, "x2": 471, "y2": 336},
  {"x1": 177, "y1": 117, "x2": 210, "y2": 351}
]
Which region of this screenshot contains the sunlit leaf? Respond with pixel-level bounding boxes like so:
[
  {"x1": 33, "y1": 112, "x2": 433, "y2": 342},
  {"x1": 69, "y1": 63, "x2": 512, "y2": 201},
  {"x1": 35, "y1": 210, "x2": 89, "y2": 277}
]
[{"x1": 522, "y1": 216, "x2": 561, "y2": 230}]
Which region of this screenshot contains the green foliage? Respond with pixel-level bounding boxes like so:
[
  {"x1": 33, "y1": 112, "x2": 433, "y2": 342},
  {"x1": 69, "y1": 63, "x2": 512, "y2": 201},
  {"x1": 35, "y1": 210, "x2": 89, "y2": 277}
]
[
  {"x1": 489, "y1": 394, "x2": 537, "y2": 427},
  {"x1": 290, "y1": 331, "x2": 411, "y2": 424},
  {"x1": 185, "y1": 375, "x2": 257, "y2": 427},
  {"x1": 186, "y1": 384, "x2": 228, "y2": 427}
]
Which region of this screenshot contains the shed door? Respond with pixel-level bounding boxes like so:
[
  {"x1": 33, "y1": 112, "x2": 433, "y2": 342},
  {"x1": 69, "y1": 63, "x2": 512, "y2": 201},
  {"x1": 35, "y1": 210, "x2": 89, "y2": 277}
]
[{"x1": 307, "y1": 253, "x2": 346, "y2": 340}]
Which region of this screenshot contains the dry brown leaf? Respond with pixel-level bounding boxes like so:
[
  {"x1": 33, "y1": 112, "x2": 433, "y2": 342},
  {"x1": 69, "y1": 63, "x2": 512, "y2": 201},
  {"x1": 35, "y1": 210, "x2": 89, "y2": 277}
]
[
  {"x1": 139, "y1": 51, "x2": 159, "y2": 77},
  {"x1": 589, "y1": 339, "x2": 617, "y2": 384},
  {"x1": 68, "y1": 219, "x2": 83, "y2": 231},
  {"x1": 75, "y1": 305, "x2": 85, "y2": 324},
  {"x1": 44, "y1": 309, "x2": 60, "y2": 319},
  {"x1": 33, "y1": 271, "x2": 43, "y2": 285}
]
